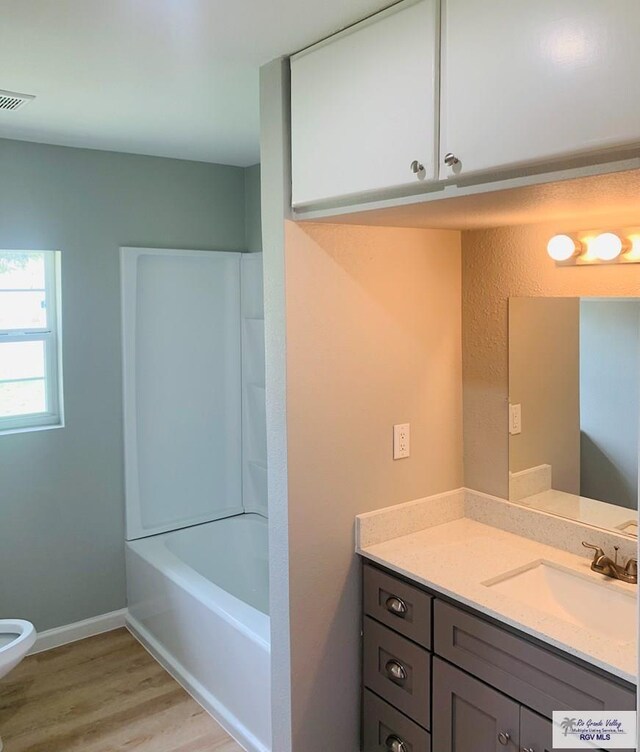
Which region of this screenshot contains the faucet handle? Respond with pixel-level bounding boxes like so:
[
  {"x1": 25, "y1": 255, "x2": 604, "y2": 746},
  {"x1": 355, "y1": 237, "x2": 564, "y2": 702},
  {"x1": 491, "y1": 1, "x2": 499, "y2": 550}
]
[
  {"x1": 582, "y1": 541, "x2": 605, "y2": 561},
  {"x1": 625, "y1": 558, "x2": 638, "y2": 577}
]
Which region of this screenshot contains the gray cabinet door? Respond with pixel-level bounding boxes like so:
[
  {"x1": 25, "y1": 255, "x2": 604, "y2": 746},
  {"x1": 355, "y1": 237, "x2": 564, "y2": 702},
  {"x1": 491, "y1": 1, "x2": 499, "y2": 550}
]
[
  {"x1": 432, "y1": 658, "x2": 519, "y2": 752},
  {"x1": 520, "y1": 707, "x2": 632, "y2": 752},
  {"x1": 434, "y1": 600, "x2": 636, "y2": 717}
]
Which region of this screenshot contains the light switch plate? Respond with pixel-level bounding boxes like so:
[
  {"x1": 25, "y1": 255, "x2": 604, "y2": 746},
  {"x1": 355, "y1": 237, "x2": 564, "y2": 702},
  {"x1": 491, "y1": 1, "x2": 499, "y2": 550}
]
[{"x1": 393, "y1": 423, "x2": 410, "y2": 459}]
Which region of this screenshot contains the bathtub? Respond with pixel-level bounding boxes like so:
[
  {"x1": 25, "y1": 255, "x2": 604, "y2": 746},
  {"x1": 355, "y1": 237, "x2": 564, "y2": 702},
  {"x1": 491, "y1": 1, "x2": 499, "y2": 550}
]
[{"x1": 126, "y1": 513, "x2": 270, "y2": 752}]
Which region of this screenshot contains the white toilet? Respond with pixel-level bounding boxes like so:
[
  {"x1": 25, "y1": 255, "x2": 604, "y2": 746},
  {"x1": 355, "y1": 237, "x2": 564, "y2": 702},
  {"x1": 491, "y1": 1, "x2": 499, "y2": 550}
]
[{"x1": 0, "y1": 620, "x2": 37, "y2": 752}]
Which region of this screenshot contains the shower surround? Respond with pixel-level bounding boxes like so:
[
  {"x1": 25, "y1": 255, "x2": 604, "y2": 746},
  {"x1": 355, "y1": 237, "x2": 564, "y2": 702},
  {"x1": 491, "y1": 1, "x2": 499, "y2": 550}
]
[{"x1": 120, "y1": 247, "x2": 269, "y2": 752}]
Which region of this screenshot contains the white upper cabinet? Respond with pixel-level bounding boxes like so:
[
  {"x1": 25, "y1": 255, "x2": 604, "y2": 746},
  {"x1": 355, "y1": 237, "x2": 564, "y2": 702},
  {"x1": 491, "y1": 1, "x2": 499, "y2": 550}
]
[
  {"x1": 440, "y1": 0, "x2": 640, "y2": 179},
  {"x1": 291, "y1": 0, "x2": 439, "y2": 207}
]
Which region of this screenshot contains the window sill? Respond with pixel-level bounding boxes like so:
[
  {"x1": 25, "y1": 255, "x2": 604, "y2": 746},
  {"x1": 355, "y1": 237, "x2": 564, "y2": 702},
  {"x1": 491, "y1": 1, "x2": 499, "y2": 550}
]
[{"x1": 0, "y1": 421, "x2": 64, "y2": 437}]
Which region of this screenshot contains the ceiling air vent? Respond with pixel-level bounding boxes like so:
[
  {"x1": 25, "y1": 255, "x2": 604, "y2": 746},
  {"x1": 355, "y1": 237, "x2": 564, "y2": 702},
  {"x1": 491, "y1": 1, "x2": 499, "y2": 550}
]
[{"x1": 0, "y1": 89, "x2": 35, "y2": 112}]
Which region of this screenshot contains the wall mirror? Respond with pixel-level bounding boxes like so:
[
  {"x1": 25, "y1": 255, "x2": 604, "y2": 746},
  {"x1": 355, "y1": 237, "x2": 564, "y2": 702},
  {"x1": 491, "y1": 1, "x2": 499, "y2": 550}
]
[{"x1": 509, "y1": 297, "x2": 639, "y2": 537}]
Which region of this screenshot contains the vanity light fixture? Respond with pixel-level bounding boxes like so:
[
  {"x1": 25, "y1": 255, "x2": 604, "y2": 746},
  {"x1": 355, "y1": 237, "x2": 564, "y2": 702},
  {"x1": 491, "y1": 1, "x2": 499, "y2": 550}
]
[
  {"x1": 548, "y1": 230, "x2": 638, "y2": 265},
  {"x1": 546, "y1": 234, "x2": 580, "y2": 262}
]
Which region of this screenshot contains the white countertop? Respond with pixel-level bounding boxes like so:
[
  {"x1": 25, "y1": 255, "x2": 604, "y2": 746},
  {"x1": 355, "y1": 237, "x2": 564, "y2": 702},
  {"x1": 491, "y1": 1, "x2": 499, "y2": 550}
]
[{"x1": 357, "y1": 517, "x2": 637, "y2": 684}]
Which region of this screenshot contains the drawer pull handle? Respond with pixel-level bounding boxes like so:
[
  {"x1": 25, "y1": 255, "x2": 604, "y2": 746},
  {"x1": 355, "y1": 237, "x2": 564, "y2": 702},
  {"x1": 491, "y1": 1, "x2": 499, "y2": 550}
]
[
  {"x1": 385, "y1": 735, "x2": 408, "y2": 752},
  {"x1": 385, "y1": 596, "x2": 408, "y2": 617},
  {"x1": 498, "y1": 731, "x2": 511, "y2": 746},
  {"x1": 385, "y1": 659, "x2": 407, "y2": 682},
  {"x1": 522, "y1": 748, "x2": 535, "y2": 752}
]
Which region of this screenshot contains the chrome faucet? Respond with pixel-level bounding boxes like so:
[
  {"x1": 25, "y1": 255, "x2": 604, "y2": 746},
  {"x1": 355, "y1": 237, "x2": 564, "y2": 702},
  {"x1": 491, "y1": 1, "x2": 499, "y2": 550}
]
[{"x1": 582, "y1": 542, "x2": 638, "y2": 584}]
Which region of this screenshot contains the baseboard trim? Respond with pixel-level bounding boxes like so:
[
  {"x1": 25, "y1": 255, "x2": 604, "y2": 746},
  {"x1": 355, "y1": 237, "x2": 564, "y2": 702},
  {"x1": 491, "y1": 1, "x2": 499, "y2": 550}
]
[{"x1": 30, "y1": 608, "x2": 128, "y2": 654}]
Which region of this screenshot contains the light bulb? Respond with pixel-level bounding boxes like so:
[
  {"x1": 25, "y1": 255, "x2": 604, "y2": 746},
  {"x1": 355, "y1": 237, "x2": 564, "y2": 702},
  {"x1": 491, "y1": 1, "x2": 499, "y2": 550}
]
[
  {"x1": 590, "y1": 232, "x2": 623, "y2": 261},
  {"x1": 547, "y1": 234, "x2": 578, "y2": 261},
  {"x1": 627, "y1": 235, "x2": 640, "y2": 262}
]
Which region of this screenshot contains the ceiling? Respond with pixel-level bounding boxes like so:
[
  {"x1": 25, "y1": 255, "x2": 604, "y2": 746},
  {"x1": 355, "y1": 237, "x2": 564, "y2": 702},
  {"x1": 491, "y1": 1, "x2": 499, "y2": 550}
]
[{"x1": 0, "y1": 0, "x2": 391, "y2": 166}]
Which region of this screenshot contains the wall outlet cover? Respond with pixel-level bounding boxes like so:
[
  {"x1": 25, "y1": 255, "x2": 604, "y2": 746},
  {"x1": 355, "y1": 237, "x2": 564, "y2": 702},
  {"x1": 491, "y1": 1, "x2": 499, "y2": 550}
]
[
  {"x1": 393, "y1": 423, "x2": 410, "y2": 459},
  {"x1": 509, "y1": 403, "x2": 522, "y2": 435}
]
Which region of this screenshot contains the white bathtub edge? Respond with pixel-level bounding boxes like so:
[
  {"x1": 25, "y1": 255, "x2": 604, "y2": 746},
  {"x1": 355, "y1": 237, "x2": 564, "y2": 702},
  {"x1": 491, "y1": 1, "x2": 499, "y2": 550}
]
[
  {"x1": 127, "y1": 536, "x2": 270, "y2": 649},
  {"x1": 126, "y1": 613, "x2": 269, "y2": 752},
  {"x1": 30, "y1": 608, "x2": 128, "y2": 654}
]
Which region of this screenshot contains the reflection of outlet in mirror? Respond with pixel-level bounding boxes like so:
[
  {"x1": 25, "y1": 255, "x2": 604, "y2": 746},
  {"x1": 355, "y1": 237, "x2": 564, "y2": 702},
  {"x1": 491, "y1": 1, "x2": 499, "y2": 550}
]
[
  {"x1": 509, "y1": 404, "x2": 522, "y2": 435},
  {"x1": 393, "y1": 423, "x2": 410, "y2": 459}
]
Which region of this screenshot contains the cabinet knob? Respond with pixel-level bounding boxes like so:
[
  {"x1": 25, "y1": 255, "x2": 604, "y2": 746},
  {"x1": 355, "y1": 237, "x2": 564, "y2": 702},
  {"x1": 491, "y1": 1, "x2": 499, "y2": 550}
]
[
  {"x1": 385, "y1": 595, "x2": 408, "y2": 617},
  {"x1": 498, "y1": 731, "x2": 511, "y2": 746},
  {"x1": 385, "y1": 659, "x2": 408, "y2": 682},
  {"x1": 410, "y1": 159, "x2": 424, "y2": 174},
  {"x1": 385, "y1": 735, "x2": 408, "y2": 752},
  {"x1": 444, "y1": 152, "x2": 460, "y2": 167}
]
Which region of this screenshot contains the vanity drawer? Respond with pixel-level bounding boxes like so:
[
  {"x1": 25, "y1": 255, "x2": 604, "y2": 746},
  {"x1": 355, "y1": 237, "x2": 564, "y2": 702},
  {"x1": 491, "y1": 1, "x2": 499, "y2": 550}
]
[
  {"x1": 363, "y1": 689, "x2": 431, "y2": 752},
  {"x1": 434, "y1": 600, "x2": 636, "y2": 718},
  {"x1": 363, "y1": 616, "x2": 431, "y2": 729},
  {"x1": 364, "y1": 564, "x2": 432, "y2": 648}
]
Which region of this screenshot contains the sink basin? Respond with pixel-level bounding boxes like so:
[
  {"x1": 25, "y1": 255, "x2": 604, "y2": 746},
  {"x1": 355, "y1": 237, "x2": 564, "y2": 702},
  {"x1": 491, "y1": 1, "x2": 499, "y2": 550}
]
[{"x1": 483, "y1": 561, "x2": 637, "y2": 644}]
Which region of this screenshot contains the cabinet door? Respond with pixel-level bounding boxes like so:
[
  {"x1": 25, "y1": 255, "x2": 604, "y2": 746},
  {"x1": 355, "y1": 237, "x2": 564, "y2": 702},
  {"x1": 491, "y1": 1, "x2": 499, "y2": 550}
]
[
  {"x1": 440, "y1": 0, "x2": 640, "y2": 179},
  {"x1": 432, "y1": 658, "x2": 519, "y2": 752},
  {"x1": 291, "y1": 0, "x2": 439, "y2": 207},
  {"x1": 520, "y1": 707, "x2": 632, "y2": 752}
]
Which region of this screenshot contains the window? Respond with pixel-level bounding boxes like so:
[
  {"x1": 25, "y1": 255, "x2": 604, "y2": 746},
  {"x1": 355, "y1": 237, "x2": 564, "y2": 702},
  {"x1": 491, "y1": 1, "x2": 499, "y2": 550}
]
[{"x1": 0, "y1": 251, "x2": 63, "y2": 433}]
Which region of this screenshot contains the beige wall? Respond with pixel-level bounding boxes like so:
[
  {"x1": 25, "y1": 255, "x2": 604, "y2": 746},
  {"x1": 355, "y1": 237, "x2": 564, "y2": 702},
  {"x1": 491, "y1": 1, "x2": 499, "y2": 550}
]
[
  {"x1": 509, "y1": 297, "x2": 580, "y2": 493},
  {"x1": 463, "y1": 222, "x2": 640, "y2": 498},
  {"x1": 285, "y1": 221, "x2": 463, "y2": 751}
]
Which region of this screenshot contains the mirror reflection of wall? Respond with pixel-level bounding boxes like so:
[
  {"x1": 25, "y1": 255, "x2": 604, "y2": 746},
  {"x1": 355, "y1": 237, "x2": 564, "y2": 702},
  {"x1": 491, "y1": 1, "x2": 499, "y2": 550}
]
[{"x1": 508, "y1": 297, "x2": 639, "y2": 536}]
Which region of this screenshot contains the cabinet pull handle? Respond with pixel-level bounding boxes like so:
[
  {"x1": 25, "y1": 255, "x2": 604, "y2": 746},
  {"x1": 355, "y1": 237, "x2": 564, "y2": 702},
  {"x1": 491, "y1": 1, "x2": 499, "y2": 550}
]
[
  {"x1": 410, "y1": 160, "x2": 424, "y2": 174},
  {"x1": 385, "y1": 735, "x2": 408, "y2": 752},
  {"x1": 498, "y1": 731, "x2": 511, "y2": 746},
  {"x1": 444, "y1": 152, "x2": 460, "y2": 167},
  {"x1": 385, "y1": 596, "x2": 408, "y2": 617},
  {"x1": 522, "y1": 748, "x2": 535, "y2": 752},
  {"x1": 385, "y1": 659, "x2": 407, "y2": 682}
]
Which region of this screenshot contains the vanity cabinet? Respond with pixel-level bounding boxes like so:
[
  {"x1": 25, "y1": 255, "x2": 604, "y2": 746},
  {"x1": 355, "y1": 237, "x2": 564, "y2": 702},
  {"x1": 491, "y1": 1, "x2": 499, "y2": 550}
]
[
  {"x1": 433, "y1": 600, "x2": 634, "y2": 717},
  {"x1": 440, "y1": 0, "x2": 640, "y2": 179},
  {"x1": 290, "y1": 0, "x2": 439, "y2": 207},
  {"x1": 361, "y1": 563, "x2": 636, "y2": 752},
  {"x1": 433, "y1": 663, "x2": 610, "y2": 752},
  {"x1": 432, "y1": 658, "x2": 520, "y2": 752}
]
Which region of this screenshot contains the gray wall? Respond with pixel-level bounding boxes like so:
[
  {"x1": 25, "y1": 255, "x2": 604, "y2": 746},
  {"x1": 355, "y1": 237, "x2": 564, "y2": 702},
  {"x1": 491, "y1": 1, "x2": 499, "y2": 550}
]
[
  {"x1": 580, "y1": 299, "x2": 640, "y2": 509},
  {"x1": 0, "y1": 137, "x2": 256, "y2": 630},
  {"x1": 245, "y1": 164, "x2": 263, "y2": 252}
]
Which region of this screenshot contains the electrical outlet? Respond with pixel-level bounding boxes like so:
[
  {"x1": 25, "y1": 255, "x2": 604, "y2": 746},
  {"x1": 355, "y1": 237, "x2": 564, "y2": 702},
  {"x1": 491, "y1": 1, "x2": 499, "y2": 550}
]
[
  {"x1": 393, "y1": 423, "x2": 410, "y2": 459},
  {"x1": 509, "y1": 404, "x2": 522, "y2": 435}
]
